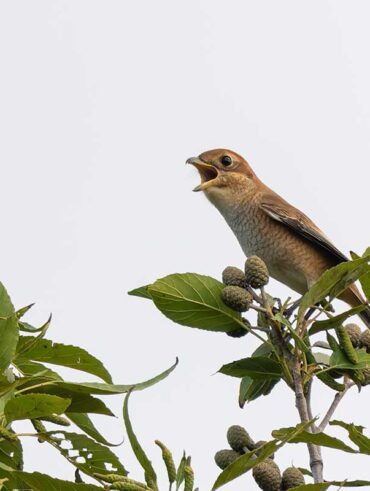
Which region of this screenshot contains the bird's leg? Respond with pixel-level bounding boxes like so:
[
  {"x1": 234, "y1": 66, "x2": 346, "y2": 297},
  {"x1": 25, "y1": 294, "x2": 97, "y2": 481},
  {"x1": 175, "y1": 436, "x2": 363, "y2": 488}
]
[{"x1": 283, "y1": 297, "x2": 303, "y2": 319}]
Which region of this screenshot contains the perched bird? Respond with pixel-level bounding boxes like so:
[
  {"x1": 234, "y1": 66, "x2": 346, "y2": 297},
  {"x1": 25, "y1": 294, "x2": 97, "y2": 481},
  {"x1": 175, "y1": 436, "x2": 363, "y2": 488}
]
[{"x1": 187, "y1": 148, "x2": 370, "y2": 327}]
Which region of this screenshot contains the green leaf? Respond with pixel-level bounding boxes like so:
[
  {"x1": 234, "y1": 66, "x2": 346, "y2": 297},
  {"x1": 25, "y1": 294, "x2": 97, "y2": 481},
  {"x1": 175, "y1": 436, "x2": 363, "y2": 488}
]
[
  {"x1": 123, "y1": 391, "x2": 158, "y2": 490},
  {"x1": 4, "y1": 393, "x2": 71, "y2": 422},
  {"x1": 175, "y1": 452, "x2": 187, "y2": 491},
  {"x1": 272, "y1": 429, "x2": 357, "y2": 453},
  {"x1": 273, "y1": 313, "x2": 309, "y2": 352},
  {"x1": 15, "y1": 303, "x2": 34, "y2": 320},
  {"x1": 14, "y1": 338, "x2": 112, "y2": 383},
  {"x1": 219, "y1": 356, "x2": 283, "y2": 379},
  {"x1": 330, "y1": 349, "x2": 370, "y2": 370},
  {"x1": 0, "y1": 437, "x2": 23, "y2": 471},
  {"x1": 29, "y1": 385, "x2": 115, "y2": 415},
  {"x1": 128, "y1": 285, "x2": 152, "y2": 299},
  {"x1": 66, "y1": 413, "x2": 119, "y2": 446},
  {"x1": 15, "y1": 316, "x2": 52, "y2": 356},
  {"x1": 212, "y1": 420, "x2": 313, "y2": 490},
  {"x1": 48, "y1": 431, "x2": 127, "y2": 478},
  {"x1": 0, "y1": 315, "x2": 18, "y2": 374},
  {"x1": 13, "y1": 358, "x2": 62, "y2": 380},
  {"x1": 239, "y1": 376, "x2": 279, "y2": 407},
  {"x1": 147, "y1": 273, "x2": 244, "y2": 332},
  {"x1": 4, "y1": 470, "x2": 104, "y2": 490},
  {"x1": 298, "y1": 257, "x2": 370, "y2": 323},
  {"x1": 0, "y1": 283, "x2": 14, "y2": 318},
  {"x1": 330, "y1": 420, "x2": 370, "y2": 454},
  {"x1": 310, "y1": 306, "x2": 367, "y2": 335},
  {"x1": 287, "y1": 485, "x2": 331, "y2": 491}
]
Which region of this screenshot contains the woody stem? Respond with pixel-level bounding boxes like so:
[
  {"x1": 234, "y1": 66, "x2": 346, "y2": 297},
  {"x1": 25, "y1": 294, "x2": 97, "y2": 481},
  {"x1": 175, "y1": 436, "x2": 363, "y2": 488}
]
[{"x1": 291, "y1": 359, "x2": 324, "y2": 483}]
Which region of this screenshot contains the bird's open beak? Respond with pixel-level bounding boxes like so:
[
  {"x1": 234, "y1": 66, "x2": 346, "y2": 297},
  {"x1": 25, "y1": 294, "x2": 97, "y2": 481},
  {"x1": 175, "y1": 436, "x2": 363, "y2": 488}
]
[{"x1": 186, "y1": 157, "x2": 220, "y2": 192}]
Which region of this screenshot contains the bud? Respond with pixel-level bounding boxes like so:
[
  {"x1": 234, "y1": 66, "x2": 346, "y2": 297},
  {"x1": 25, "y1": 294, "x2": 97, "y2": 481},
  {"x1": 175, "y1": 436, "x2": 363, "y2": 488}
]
[
  {"x1": 214, "y1": 449, "x2": 240, "y2": 469},
  {"x1": 0, "y1": 426, "x2": 18, "y2": 441},
  {"x1": 222, "y1": 266, "x2": 246, "y2": 288},
  {"x1": 252, "y1": 459, "x2": 281, "y2": 491},
  {"x1": 281, "y1": 467, "x2": 305, "y2": 490},
  {"x1": 344, "y1": 323, "x2": 362, "y2": 348},
  {"x1": 227, "y1": 425, "x2": 255, "y2": 452},
  {"x1": 184, "y1": 462, "x2": 194, "y2": 491},
  {"x1": 221, "y1": 286, "x2": 253, "y2": 312},
  {"x1": 245, "y1": 256, "x2": 269, "y2": 289},
  {"x1": 39, "y1": 414, "x2": 70, "y2": 426},
  {"x1": 155, "y1": 440, "x2": 176, "y2": 484},
  {"x1": 336, "y1": 326, "x2": 358, "y2": 364}
]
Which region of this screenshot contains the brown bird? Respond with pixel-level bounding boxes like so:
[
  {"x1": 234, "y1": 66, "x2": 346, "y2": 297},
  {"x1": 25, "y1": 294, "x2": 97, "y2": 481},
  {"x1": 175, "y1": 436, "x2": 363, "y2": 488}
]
[{"x1": 187, "y1": 148, "x2": 370, "y2": 327}]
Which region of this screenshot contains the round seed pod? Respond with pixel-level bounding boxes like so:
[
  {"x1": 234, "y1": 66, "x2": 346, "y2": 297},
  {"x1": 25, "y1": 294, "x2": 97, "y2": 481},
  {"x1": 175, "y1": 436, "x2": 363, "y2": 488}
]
[
  {"x1": 245, "y1": 256, "x2": 269, "y2": 289},
  {"x1": 281, "y1": 467, "x2": 305, "y2": 490},
  {"x1": 344, "y1": 323, "x2": 362, "y2": 348},
  {"x1": 252, "y1": 459, "x2": 281, "y2": 491},
  {"x1": 221, "y1": 286, "x2": 253, "y2": 312},
  {"x1": 214, "y1": 449, "x2": 240, "y2": 470},
  {"x1": 254, "y1": 441, "x2": 274, "y2": 460},
  {"x1": 360, "y1": 330, "x2": 370, "y2": 352},
  {"x1": 222, "y1": 266, "x2": 246, "y2": 288},
  {"x1": 227, "y1": 318, "x2": 251, "y2": 338},
  {"x1": 227, "y1": 425, "x2": 255, "y2": 452}
]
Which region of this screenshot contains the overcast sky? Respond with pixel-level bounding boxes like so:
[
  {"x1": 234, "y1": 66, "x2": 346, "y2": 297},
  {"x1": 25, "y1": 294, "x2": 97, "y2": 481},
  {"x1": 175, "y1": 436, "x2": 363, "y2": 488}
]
[{"x1": 1, "y1": 1, "x2": 370, "y2": 489}]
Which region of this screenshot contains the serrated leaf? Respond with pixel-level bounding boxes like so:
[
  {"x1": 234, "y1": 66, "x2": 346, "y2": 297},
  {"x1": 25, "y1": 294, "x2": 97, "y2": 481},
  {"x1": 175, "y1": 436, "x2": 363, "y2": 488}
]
[
  {"x1": 148, "y1": 273, "x2": 244, "y2": 332},
  {"x1": 212, "y1": 420, "x2": 313, "y2": 490},
  {"x1": 0, "y1": 283, "x2": 14, "y2": 318},
  {"x1": 298, "y1": 257, "x2": 370, "y2": 323},
  {"x1": 310, "y1": 306, "x2": 367, "y2": 335},
  {"x1": 128, "y1": 285, "x2": 152, "y2": 299},
  {"x1": 330, "y1": 420, "x2": 370, "y2": 454},
  {"x1": 14, "y1": 338, "x2": 112, "y2": 383},
  {"x1": 13, "y1": 358, "x2": 62, "y2": 380},
  {"x1": 0, "y1": 437, "x2": 23, "y2": 471},
  {"x1": 288, "y1": 485, "x2": 331, "y2": 491},
  {"x1": 15, "y1": 316, "x2": 52, "y2": 356},
  {"x1": 123, "y1": 391, "x2": 158, "y2": 490},
  {"x1": 4, "y1": 393, "x2": 71, "y2": 422},
  {"x1": 66, "y1": 413, "x2": 119, "y2": 446},
  {"x1": 219, "y1": 356, "x2": 283, "y2": 379},
  {"x1": 29, "y1": 385, "x2": 114, "y2": 415},
  {"x1": 272, "y1": 429, "x2": 357, "y2": 453},
  {"x1": 5, "y1": 470, "x2": 104, "y2": 490},
  {"x1": 15, "y1": 303, "x2": 35, "y2": 320},
  {"x1": 48, "y1": 431, "x2": 127, "y2": 478}
]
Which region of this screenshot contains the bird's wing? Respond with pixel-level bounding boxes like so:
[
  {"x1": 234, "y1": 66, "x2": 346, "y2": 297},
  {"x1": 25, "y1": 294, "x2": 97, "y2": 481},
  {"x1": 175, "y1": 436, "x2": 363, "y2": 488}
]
[{"x1": 260, "y1": 190, "x2": 348, "y2": 264}]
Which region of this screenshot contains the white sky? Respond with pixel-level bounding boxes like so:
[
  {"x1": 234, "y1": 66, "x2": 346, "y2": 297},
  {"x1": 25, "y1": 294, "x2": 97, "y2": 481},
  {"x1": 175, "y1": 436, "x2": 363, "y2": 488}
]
[{"x1": 1, "y1": 1, "x2": 370, "y2": 489}]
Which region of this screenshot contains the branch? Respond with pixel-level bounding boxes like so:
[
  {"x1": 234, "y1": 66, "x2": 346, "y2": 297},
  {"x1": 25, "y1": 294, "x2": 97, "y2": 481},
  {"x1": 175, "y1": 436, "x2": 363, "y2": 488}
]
[
  {"x1": 291, "y1": 359, "x2": 324, "y2": 483},
  {"x1": 317, "y1": 380, "x2": 355, "y2": 432}
]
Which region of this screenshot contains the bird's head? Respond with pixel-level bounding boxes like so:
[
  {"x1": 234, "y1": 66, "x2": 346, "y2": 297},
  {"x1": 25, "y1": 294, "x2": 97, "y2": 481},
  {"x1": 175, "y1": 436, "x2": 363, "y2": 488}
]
[{"x1": 187, "y1": 149, "x2": 259, "y2": 205}]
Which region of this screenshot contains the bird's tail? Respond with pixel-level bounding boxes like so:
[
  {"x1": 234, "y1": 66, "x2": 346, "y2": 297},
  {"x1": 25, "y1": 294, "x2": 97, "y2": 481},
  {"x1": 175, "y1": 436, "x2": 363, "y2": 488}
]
[{"x1": 339, "y1": 285, "x2": 370, "y2": 329}]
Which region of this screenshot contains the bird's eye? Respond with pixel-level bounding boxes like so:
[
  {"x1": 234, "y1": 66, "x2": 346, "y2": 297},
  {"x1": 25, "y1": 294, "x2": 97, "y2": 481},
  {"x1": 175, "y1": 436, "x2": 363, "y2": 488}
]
[{"x1": 221, "y1": 155, "x2": 233, "y2": 167}]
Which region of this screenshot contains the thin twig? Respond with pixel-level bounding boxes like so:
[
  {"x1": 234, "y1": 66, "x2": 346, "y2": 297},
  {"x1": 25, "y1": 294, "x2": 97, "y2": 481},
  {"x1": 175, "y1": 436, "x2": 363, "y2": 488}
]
[{"x1": 318, "y1": 380, "x2": 355, "y2": 432}]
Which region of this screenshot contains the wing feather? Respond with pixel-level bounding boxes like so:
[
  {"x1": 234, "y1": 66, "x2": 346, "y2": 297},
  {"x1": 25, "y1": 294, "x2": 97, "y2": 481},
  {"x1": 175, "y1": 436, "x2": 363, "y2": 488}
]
[{"x1": 260, "y1": 190, "x2": 348, "y2": 264}]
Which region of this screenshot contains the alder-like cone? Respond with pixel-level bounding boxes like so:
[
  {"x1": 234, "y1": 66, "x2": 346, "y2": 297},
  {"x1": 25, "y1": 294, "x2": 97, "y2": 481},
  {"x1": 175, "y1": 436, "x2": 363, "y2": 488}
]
[
  {"x1": 221, "y1": 286, "x2": 253, "y2": 312},
  {"x1": 360, "y1": 330, "x2": 370, "y2": 352},
  {"x1": 222, "y1": 266, "x2": 246, "y2": 288},
  {"x1": 227, "y1": 425, "x2": 255, "y2": 452},
  {"x1": 245, "y1": 256, "x2": 269, "y2": 288},
  {"x1": 281, "y1": 467, "x2": 305, "y2": 490},
  {"x1": 252, "y1": 459, "x2": 281, "y2": 491},
  {"x1": 344, "y1": 323, "x2": 362, "y2": 348},
  {"x1": 214, "y1": 449, "x2": 240, "y2": 470}
]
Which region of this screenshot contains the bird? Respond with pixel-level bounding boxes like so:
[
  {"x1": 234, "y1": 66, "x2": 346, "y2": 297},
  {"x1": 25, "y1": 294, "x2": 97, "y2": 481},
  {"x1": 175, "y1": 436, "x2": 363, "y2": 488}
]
[{"x1": 187, "y1": 148, "x2": 370, "y2": 328}]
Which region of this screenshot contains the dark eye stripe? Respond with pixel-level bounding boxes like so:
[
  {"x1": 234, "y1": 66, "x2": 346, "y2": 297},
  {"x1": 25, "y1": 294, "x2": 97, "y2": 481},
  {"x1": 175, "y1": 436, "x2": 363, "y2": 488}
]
[{"x1": 221, "y1": 155, "x2": 232, "y2": 166}]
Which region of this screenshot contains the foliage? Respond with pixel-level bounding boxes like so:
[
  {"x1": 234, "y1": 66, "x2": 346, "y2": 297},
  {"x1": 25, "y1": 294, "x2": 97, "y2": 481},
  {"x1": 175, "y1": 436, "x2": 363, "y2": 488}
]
[{"x1": 130, "y1": 248, "x2": 370, "y2": 488}]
